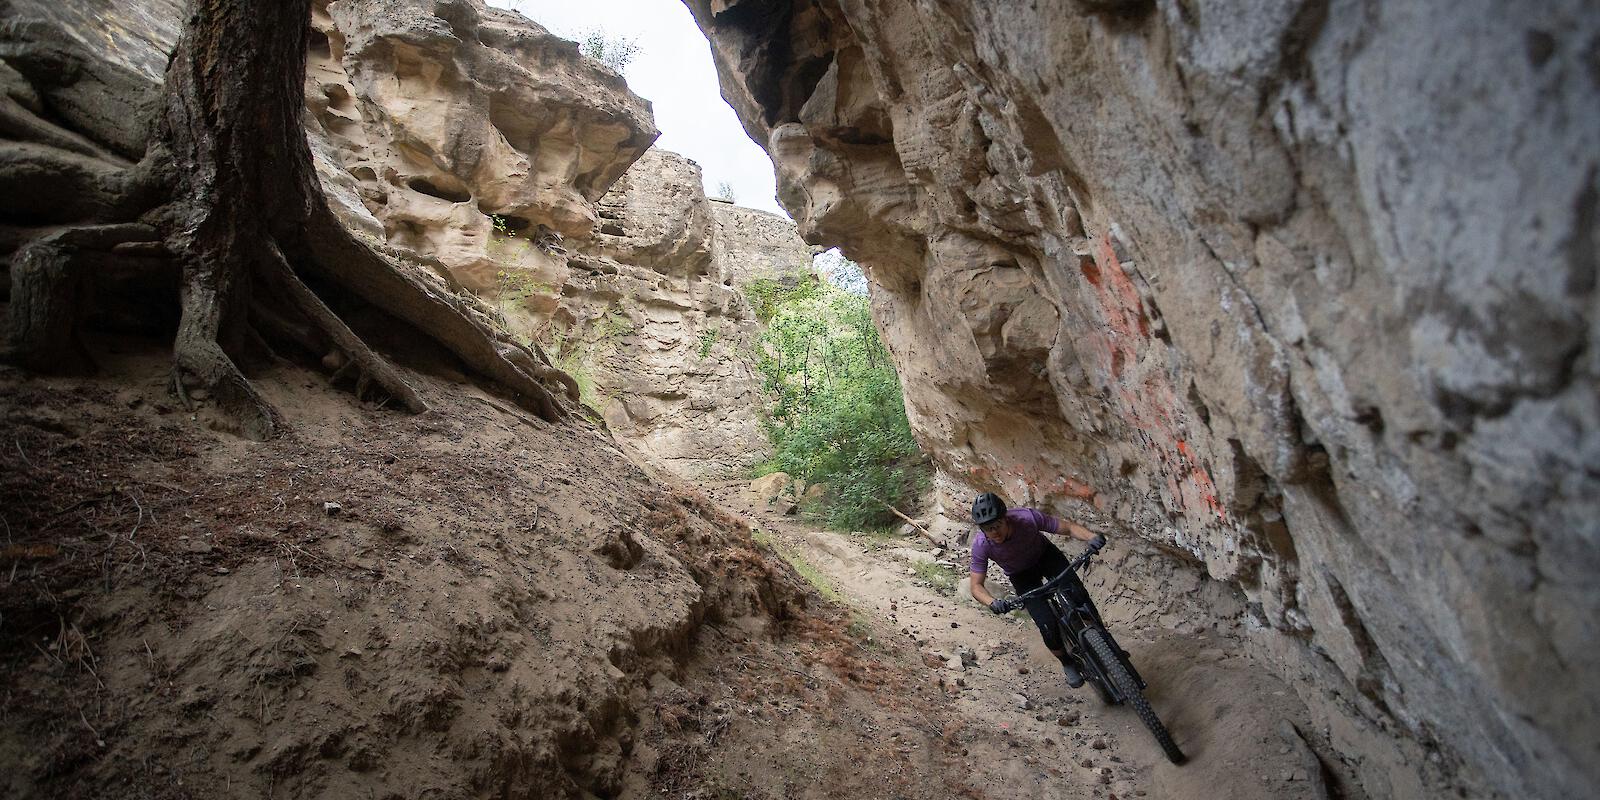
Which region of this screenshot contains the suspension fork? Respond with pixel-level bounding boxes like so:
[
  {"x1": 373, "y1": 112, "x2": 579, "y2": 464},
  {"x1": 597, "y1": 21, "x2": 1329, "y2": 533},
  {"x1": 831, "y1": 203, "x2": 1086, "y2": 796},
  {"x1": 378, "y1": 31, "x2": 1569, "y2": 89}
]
[{"x1": 1054, "y1": 595, "x2": 1125, "y2": 702}]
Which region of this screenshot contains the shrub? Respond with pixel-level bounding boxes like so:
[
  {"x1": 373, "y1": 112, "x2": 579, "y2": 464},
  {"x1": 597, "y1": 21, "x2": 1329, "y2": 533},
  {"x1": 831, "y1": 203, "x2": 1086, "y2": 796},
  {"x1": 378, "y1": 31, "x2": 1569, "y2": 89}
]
[
  {"x1": 751, "y1": 269, "x2": 929, "y2": 530},
  {"x1": 578, "y1": 29, "x2": 640, "y2": 72}
]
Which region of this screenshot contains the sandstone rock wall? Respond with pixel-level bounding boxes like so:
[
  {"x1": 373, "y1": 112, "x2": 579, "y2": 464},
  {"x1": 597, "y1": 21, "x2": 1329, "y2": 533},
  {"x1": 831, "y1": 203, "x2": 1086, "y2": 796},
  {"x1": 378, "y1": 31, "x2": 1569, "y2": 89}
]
[
  {"x1": 709, "y1": 199, "x2": 816, "y2": 285},
  {"x1": 299, "y1": 3, "x2": 815, "y2": 478},
  {"x1": 684, "y1": 1, "x2": 1599, "y2": 797},
  {"x1": 560, "y1": 148, "x2": 814, "y2": 478},
  {"x1": 302, "y1": 0, "x2": 658, "y2": 293}
]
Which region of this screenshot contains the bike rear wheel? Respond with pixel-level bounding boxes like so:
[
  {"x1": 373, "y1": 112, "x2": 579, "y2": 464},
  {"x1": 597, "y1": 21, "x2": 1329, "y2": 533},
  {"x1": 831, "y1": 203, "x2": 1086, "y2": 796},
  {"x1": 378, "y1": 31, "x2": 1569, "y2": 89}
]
[{"x1": 1083, "y1": 627, "x2": 1186, "y2": 765}]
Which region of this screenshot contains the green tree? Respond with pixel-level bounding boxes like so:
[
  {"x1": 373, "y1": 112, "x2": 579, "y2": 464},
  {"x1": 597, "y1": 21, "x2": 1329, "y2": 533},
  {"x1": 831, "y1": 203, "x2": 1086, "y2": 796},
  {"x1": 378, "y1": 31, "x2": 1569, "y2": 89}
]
[{"x1": 751, "y1": 274, "x2": 928, "y2": 529}]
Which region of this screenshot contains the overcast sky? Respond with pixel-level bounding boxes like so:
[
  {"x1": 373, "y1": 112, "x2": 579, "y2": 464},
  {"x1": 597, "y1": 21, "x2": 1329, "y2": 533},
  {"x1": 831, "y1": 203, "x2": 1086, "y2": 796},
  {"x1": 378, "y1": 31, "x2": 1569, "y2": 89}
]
[{"x1": 491, "y1": 0, "x2": 786, "y2": 217}]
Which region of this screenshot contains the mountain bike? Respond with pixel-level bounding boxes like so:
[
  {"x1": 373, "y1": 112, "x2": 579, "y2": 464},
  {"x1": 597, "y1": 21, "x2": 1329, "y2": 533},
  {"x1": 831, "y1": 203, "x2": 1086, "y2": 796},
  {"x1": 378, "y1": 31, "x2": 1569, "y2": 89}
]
[{"x1": 999, "y1": 548, "x2": 1187, "y2": 764}]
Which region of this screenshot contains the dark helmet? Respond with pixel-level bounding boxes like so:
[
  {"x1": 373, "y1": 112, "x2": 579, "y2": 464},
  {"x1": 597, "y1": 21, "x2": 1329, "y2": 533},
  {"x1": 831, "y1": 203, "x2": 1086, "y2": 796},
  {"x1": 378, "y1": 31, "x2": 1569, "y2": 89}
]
[{"x1": 971, "y1": 492, "x2": 1007, "y2": 526}]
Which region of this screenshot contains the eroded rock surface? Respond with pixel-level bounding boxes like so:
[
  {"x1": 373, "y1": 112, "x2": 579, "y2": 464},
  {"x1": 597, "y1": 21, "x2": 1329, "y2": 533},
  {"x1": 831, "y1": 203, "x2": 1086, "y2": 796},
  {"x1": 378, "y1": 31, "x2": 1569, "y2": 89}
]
[
  {"x1": 685, "y1": 1, "x2": 1599, "y2": 797},
  {"x1": 559, "y1": 148, "x2": 815, "y2": 478},
  {"x1": 300, "y1": 3, "x2": 814, "y2": 478}
]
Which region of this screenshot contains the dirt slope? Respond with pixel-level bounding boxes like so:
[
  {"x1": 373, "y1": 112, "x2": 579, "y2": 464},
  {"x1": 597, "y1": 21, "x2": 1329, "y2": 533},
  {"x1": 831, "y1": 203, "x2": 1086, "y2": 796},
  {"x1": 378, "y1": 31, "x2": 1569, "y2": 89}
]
[{"x1": 0, "y1": 330, "x2": 956, "y2": 799}]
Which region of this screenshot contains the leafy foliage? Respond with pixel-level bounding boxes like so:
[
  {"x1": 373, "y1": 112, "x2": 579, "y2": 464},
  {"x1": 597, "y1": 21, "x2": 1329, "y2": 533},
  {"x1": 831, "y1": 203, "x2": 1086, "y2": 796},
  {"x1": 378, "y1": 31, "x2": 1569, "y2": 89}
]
[
  {"x1": 744, "y1": 275, "x2": 822, "y2": 324},
  {"x1": 697, "y1": 324, "x2": 721, "y2": 358},
  {"x1": 713, "y1": 180, "x2": 736, "y2": 202},
  {"x1": 751, "y1": 272, "x2": 928, "y2": 529},
  {"x1": 578, "y1": 28, "x2": 641, "y2": 72}
]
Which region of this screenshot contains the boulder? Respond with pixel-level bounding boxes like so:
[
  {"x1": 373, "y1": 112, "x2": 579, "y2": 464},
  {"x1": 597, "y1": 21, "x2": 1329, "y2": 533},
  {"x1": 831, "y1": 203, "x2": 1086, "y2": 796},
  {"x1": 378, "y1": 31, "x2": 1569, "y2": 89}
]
[{"x1": 748, "y1": 472, "x2": 792, "y2": 504}]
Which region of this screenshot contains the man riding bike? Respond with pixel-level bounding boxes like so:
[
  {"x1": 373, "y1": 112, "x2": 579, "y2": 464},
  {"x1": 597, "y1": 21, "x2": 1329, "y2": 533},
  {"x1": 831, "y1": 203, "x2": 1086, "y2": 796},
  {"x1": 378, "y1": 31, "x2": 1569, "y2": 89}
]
[{"x1": 967, "y1": 492, "x2": 1106, "y2": 687}]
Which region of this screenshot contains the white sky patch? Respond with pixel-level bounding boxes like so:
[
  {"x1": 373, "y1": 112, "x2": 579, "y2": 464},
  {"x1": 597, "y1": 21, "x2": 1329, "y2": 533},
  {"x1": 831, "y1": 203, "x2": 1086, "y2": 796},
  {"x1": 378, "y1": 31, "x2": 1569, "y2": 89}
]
[{"x1": 491, "y1": 0, "x2": 787, "y2": 217}]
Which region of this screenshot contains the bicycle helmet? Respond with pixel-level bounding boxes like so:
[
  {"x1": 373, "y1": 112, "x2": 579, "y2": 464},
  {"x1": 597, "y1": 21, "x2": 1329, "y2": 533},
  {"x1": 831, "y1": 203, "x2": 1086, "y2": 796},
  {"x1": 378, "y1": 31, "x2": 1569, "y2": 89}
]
[{"x1": 971, "y1": 492, "x2": 1007, "y2": 526}]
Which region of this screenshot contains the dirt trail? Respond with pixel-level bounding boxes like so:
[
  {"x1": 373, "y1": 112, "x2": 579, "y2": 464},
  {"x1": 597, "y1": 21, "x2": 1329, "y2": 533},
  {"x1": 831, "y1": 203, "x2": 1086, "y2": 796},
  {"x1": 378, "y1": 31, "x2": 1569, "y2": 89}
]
[{"x1": 706, "y1": 480, "x2": 1338, "y2": 800}]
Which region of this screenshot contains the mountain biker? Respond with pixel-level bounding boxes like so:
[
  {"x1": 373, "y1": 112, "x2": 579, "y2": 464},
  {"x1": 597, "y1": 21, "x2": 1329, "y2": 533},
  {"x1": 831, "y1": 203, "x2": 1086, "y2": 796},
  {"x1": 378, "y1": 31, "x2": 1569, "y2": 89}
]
[{"x1": 967, "y1": 492, "x2": 1106, "y2": 687}]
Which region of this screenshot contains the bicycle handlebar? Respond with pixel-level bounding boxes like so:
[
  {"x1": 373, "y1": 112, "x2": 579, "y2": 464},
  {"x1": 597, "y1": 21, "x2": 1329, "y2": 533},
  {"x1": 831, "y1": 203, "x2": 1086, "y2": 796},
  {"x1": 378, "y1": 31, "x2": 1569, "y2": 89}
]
[{"x1": 997, "y1": 545, "x2": 1100, "y2": 613}]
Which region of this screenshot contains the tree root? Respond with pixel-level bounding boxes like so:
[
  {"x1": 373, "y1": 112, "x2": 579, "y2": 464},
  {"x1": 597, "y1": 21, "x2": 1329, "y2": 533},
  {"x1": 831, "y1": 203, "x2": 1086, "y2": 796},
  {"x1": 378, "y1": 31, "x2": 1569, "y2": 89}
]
[
  {"x1": 170, "y1": 267, "x2": 281, "y2": 442},
  {"x1": 257, "y1": 239, "x2": 428, "y2": 414},
  {"x1": 302, "y1": 211, "x2": 579, "y2": 422},
  {"x1": 3, "y1": 223, "x2": 161, "y2": 372}
]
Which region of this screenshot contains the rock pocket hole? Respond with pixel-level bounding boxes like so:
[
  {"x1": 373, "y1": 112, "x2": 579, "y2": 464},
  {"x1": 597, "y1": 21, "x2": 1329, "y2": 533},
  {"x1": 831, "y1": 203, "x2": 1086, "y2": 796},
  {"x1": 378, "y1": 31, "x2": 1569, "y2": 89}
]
[
  {"x1": 407, "y1": 177, "x2": 472, "y2": 203},
  {"x1": 480, "y1": 207, "x2": 532, "y2": 236}
]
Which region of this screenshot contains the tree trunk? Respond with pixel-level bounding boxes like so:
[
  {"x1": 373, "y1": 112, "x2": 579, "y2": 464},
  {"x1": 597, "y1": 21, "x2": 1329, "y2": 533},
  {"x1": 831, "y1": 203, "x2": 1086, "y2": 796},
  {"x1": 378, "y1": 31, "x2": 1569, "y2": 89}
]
[{"x1": 0, "y1": 0, "x2": 578, "y2": 438}]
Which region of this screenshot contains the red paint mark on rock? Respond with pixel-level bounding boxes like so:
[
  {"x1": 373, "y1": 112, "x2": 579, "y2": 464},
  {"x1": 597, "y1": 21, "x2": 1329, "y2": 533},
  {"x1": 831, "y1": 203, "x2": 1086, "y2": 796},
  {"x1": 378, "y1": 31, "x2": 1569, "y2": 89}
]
[
  {"x1": 1081, "y1": 232, "x2": 1228, "y2": 524},
  {"x1": 1079, "y1": 259, "x2": 1102, "y2": 287}
]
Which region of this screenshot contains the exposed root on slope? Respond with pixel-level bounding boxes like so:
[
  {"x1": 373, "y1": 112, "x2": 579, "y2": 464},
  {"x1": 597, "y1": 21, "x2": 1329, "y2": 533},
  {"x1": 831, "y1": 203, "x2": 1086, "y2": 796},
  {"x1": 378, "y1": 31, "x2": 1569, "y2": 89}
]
[{"x1": 1, "y1": 0, "x2": 579, "y2": 438}]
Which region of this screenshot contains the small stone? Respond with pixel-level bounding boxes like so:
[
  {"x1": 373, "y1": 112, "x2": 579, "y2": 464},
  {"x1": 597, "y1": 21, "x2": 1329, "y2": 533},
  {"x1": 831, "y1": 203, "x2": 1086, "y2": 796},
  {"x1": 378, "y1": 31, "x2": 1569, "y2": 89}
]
[
  {"x1": 214, "y1": 567, "x2": 230, "y2": 575},
  {"x1": 1017, "y1": 665, "x2": 1030, "y2": 675},
  {"x1": 1091, "y1": 738, "x2": 1108, "y2": 750},
  {"x1": 1010, "y1": 693, "x2": 1031, "y2": 710},
  {"x1": 323, "y1": 501, "x2": 343, "y2": 515}
]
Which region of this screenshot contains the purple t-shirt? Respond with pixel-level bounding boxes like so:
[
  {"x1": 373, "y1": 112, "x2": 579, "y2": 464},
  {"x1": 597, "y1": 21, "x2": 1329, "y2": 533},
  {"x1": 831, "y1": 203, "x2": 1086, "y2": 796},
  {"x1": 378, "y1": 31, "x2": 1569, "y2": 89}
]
[{"x1": 970, "y1": 508, "x2": 1060, "y2": 577}]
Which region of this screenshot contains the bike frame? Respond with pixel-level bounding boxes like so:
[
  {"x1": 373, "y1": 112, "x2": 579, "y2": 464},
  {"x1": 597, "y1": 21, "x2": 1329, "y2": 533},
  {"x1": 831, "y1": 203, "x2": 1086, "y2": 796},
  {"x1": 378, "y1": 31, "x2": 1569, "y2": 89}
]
[{"x1": 1009, "y1": 551, "x2": 1146, "y2": 702}]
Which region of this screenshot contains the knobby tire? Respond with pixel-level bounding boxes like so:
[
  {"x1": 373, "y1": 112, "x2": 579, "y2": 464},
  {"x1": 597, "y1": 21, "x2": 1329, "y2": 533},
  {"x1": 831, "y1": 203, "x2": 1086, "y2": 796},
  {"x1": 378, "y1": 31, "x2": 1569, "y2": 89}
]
[{"x1": 1083, "y1": 627, "x2": 1186, "y2": 765}]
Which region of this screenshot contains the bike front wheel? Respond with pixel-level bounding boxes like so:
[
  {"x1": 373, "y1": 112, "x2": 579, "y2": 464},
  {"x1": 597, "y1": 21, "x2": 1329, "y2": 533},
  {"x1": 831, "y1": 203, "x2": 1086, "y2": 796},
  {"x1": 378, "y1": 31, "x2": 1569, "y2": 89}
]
[{"x1": 1083, "y1": 627, "x2": 1186, "y2": 765}]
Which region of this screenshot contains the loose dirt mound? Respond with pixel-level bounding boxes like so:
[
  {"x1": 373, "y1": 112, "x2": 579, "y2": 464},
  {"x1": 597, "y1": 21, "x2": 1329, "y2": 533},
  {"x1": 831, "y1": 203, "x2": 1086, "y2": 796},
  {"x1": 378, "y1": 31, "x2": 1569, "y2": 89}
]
[{"x1": 0, "y1": 335, "x2": 974, "y2": 799}]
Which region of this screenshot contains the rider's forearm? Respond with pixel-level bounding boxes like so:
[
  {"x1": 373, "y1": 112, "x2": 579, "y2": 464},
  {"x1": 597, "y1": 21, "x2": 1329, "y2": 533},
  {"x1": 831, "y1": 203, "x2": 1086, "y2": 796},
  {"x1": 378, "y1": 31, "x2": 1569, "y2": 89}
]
[
  {"x1": 969, "y1": 573, "x2": 994, "y2": 605},
  {"x1": 1064, "y1": 521, "x2": 1098, "y2": 542}
]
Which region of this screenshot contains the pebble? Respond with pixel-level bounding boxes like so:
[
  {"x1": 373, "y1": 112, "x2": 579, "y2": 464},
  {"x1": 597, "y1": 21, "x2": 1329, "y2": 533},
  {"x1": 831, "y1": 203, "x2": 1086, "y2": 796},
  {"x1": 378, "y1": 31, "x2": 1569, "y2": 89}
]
[
  {"x1": 1017, "y1": 665, "x2": 1030, "y2": 675},
  {"x1": 323, "y1": 501, "x2": 342, "y2": 515},
  {"x1": 1010, "y1": 693, "x2": 1031, "y2": 710},
  {"x1": 1091, "y1": 738, "x2": 1108, "y2": 750}
]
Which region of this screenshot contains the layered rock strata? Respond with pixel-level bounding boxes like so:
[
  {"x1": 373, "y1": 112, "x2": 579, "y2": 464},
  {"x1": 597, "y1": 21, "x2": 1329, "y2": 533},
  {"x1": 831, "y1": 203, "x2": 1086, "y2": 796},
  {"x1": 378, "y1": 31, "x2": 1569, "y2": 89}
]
[
  {"x1": 685, "y1": 1, "x2": 1599, "y2": 798},
  {"x1": 561, "y1": 148, "x2": 815, "y2": 478},
  {"x1": 299, "y1": 2, "x2": 814, "y2": 478}
]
